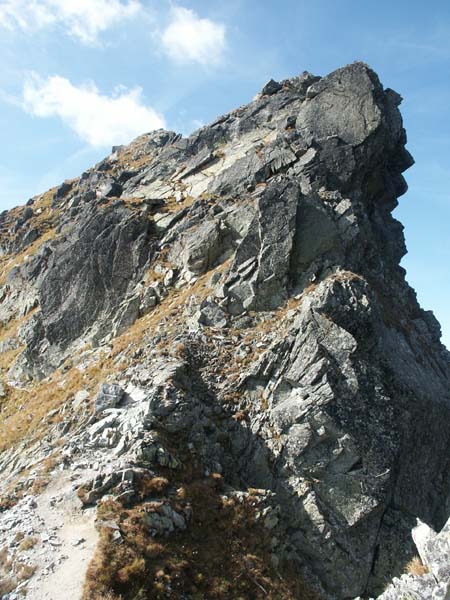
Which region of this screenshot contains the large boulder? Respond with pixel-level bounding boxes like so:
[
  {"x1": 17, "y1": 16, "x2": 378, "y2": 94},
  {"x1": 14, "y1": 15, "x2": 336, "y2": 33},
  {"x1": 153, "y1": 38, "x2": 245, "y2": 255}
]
[{"x1": 94, "y1": 384, "x2": 124, "y2": 413}]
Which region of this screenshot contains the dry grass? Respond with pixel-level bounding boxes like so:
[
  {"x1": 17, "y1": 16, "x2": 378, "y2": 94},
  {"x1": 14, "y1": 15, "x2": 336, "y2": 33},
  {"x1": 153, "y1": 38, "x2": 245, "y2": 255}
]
[
  {"x1": 40, "y1": 453, "x2": 60, "y2": 473},
  {"x1": 232, "y1": 410, "x2": 248, "y2": 422},
  {"x1": 119, "y1": 153, "x2": 153, "y2": 171},
  {"x1": 18, "y1": 536, "x2": 38, "y2": 552},
  {"x1": 29, "y1": 474, "x2": 51, "y2": 495},
  {"x1": 0, "y1": 578, "x2": 16, "y2": 596},
  {"x1": 82, "y1": 476, "x2": 310, "y2": 600},
  {"x1": 29, "y1": 188, "x2": 60, "y2": 228},
  {"x1": 0, "y1": 262, "x2": 217, "y2": 454},
  {"x1": 0, "y1": 307, "x2": 37, "y2": 345},
  {"x1": 301, "y1": 282, "x2": 317, "y2": 296},
  {"x1": 0, "y1": 228, "x2": 57, "y2": 286},
  {"x1": 16, "y1": 563, "x2": 36, "y2": 580},
  {"x1": 405, "y1": 556, "x2": 429, "y2": 577},
  {"x1": 0, "y1": 366, "x2": 86, "y2": 452},
  {"x1": 14, "y1": 531, "x2": 25, "y2": 543},
  {"x1": 259, "y1": 391, "x2": 270, "y2": 412},
  {"x1": 0, "y1": 183, "x2": 61, "y2": 281},
  {"x1": 139, "y1": 476, "x2": 169, "y2": 497},
  {"x1": 0, "y1": 493, "x2": 19, "y2": 512},
  {"x1": 0, "y1": 345, "x2": 24, "y2": 377},
  {"x1": 162, "y1": 194, "x2": 196, "y2": 214},
  {"x1": 0, "y1": 546, "x2": 36, "y2": 596},
  {"x1": 113, "y1": 136, "x2": 156, "y2": 171},
  {"x1": 332, "y1": 270, "x2": 365, "y2": 284},
  {"x1": 0, "y1": 348, "x2": 120, "y2": 452}
]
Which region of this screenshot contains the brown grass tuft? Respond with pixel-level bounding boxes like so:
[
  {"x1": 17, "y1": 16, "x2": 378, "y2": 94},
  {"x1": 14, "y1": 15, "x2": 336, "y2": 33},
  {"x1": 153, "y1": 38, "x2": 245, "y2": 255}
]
[
  {"x1": 406, "y1": 555, "x2": 429, "y2": 577},
  {"x1": 82, "y1": 475, "x2": 313, "y2": 600},
  {"x1": 18, "y1": 536, "x2": 38, "y2": 552},
  {"x1": 139, "y1": 476, "x2": 169, "y2": 498}
]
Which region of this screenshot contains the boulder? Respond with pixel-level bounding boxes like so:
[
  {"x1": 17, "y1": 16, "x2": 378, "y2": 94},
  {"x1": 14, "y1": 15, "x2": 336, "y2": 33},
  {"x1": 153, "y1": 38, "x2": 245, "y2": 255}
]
[
  {"x1": 97, "y1": 179, "x2": 122, "y2": 198},
  {"x1": 173, "y1": 220, "x2": 222, "y2": 275},
  {"x1": 94, "y1": 384, "x2": 124, "y2": 414},
  {"x1": 261, "y1": 79, "x2": 282, "y2": 96},
  {"x1": 197, "y1": 301, "x2": 228, "y2": 328}
]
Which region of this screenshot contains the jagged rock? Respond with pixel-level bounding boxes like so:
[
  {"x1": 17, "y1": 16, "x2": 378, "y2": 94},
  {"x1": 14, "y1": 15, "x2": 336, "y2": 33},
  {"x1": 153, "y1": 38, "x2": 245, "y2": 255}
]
[
  {"x1": 197, "y1": 300, "x2": 228, "y2": 328},
  {"x1": 54, "y1": 181, "x2": 74, "y2": 204},
  {"x1": 1, "y1": 62, "x2": 450, "y2": 600},
  {"x1": 21, "y1": 207, "x2": 34, "y2": 223},
  {"x1": 142, "y1": 502, "x2": 189, "y2": 536},
  {"x1": 94, "y1": 384, "x2": 124, "y2": 414},
  {"x1": 19, "y1": 227, "x2": 40, "y2": 249},
  {"x1": 171, "y1": 220, "x2": 223, "y2": 275},
  {"x1": 223, "y1": 178, "x2": 300, "y2": 314},
  {"x1": 8, "y1": 202, "x2": 157, "y2": 378},
  {"x1": 376, "y1": 519, "x2": 450, "y2": 598},
  {"x1": 146, "y1": 360, "x2": 200, "y2": 433},
  {"x1": 112, "y1": 295, "x2": 141, "y2": 337},
  {"x1": 413, "y1": 518, "x2": 450, "y2": 583},
  {"x1": 96, "y1": 179, "x2": 122, "y2": 198},
  {"x1": 139, "y1": 285, "x2": 158, "y2": 314},
  {"x1": 73, "y1": 389, "x2": 90, "y2": 410},
  {"x1": 0, "y1": 336, "x2": 20, "y2": 353},
  {"x1": 261, "y1": 79, "x2": 283, "y2": 96}
]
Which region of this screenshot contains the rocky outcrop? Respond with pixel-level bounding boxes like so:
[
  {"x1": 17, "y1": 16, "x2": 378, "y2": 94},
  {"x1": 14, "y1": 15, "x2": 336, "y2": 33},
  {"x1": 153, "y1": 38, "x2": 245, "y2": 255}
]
[
  {"x1": 1, "y1": 62, "x2": 449, "y2": 600},
  {"x1": 378, "y1": 517, "x2": 450, "y2": 598}
]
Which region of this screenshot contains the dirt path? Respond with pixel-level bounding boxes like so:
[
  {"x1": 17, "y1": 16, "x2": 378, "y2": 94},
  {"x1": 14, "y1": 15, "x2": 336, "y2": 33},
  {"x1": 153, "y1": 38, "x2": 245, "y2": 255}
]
[{"x1": 26, "y1": 472, "x2": 98, "y2": 600}]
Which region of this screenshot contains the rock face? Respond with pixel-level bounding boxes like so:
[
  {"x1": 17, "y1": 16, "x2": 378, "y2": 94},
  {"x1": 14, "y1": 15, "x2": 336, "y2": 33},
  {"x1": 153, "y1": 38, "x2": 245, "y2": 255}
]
[
  {"x1": 378, "y1": 517, "x2": 450, "y2": 599},
  {"x1": 1, "y1": 62, "x2": 450, "y2": 599}
]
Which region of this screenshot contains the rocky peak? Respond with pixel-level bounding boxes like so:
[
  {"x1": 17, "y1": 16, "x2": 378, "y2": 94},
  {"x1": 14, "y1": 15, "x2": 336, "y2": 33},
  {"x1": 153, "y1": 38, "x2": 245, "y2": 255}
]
[{"x1": 0, "y1": 62, "x2": 449, "y2": 599}]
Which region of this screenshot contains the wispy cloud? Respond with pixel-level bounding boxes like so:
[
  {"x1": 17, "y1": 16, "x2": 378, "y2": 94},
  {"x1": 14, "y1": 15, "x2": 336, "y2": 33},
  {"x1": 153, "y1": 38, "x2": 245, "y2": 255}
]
[
  {"x1": 0, "y1": 2, "x2": 228, "y2": 65},
  {"x1": 162, "y1": 6, "x2": 226, "y2": 66},
  {"x1": 0, "y1": 0, "x2": 141, "y2": 45},
  {"x1": 22, "y1": 73, "x2": 166, "y2": 147}
]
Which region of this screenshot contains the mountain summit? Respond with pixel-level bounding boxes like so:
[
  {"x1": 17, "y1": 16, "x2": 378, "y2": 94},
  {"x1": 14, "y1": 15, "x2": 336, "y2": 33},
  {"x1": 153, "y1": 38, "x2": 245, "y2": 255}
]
[{"x1": 1, "y1": 62, "x2": 450, "y2": 600}]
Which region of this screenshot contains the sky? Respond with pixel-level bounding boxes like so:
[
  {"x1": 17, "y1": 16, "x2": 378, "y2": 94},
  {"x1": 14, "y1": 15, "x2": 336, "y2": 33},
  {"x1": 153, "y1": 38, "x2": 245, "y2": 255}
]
[{"x1": 0, "y1": 0, "x2": 449, "y2": 347}]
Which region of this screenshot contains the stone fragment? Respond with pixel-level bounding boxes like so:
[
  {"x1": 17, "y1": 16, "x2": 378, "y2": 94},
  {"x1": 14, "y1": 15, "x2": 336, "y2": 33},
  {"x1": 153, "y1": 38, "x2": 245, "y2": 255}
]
[
  {"x1": 261, "y1": 79, "x2": 282, "y2": 95},
  {"x1": 94, "y1": 384, "x2": 124, "y2": 414},
  {"x1": 97, "y1": 179, "x2": 122, "y2": 198},
  {"x1": 197, "y1": 301, "x2": 228, "y2": 328},
  {"x1": 413, "y1": 518, "x2": 450, "y2": 583}
]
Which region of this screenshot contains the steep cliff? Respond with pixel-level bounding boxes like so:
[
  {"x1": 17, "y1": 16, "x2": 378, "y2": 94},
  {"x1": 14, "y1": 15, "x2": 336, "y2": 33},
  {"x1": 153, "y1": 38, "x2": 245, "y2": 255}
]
[{"x1": 1, "y1": 62, "x2": 450, "y2": 600}]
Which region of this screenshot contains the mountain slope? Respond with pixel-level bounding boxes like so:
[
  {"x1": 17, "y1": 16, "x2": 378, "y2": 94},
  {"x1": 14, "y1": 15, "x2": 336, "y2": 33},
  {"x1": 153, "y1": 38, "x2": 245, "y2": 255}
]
[{"x1": 1, "y1": 62, "x2": 450, "y2": 599}]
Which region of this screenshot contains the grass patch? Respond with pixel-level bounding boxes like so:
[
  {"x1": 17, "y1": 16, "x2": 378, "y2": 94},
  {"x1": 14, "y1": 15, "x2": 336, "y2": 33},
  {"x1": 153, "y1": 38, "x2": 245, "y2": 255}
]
[
  {"x1": 83, "y1": 477, "x2": 310, "y2": 600},
  {"x1": 0, "y1": 546, "x2": 36, "y2": 595},
  {"x1": 0, "y1": 228, "x2": 57, "y2": 287},
  {"x1": 405, "y1": 556, "x2": 429, "y2": 577},
  {"x1": 0, "y1": 264, "x2": 217, "y2": 454},
  {"x1": 18, "y1": 536, "x2": 38, "y2": 552}
]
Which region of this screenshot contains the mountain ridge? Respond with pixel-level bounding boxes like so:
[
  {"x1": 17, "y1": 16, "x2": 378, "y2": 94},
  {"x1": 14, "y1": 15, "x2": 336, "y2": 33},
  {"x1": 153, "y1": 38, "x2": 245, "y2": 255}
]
[{"x1": 1, "y1": 61, "x2": 450, "y2": 600}]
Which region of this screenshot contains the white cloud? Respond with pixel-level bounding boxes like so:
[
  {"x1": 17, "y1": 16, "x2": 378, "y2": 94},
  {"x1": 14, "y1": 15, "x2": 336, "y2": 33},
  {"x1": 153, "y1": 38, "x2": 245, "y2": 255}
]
[
  {"x1": 162, "y1": 6, "x2": 226, "y2": 66},
  {"x1": 0, "y1": 0, "x2": 140, "y2": 44},
  {"x1": 22, "y1": 74, "x2": 166, "y2": 148}
]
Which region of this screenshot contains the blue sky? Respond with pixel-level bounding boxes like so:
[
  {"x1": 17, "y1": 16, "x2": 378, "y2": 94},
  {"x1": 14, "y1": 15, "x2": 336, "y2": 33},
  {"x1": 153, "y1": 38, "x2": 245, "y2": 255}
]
[{"x1": 0, "y1": 0, "x2": 449, "y2": 347}]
